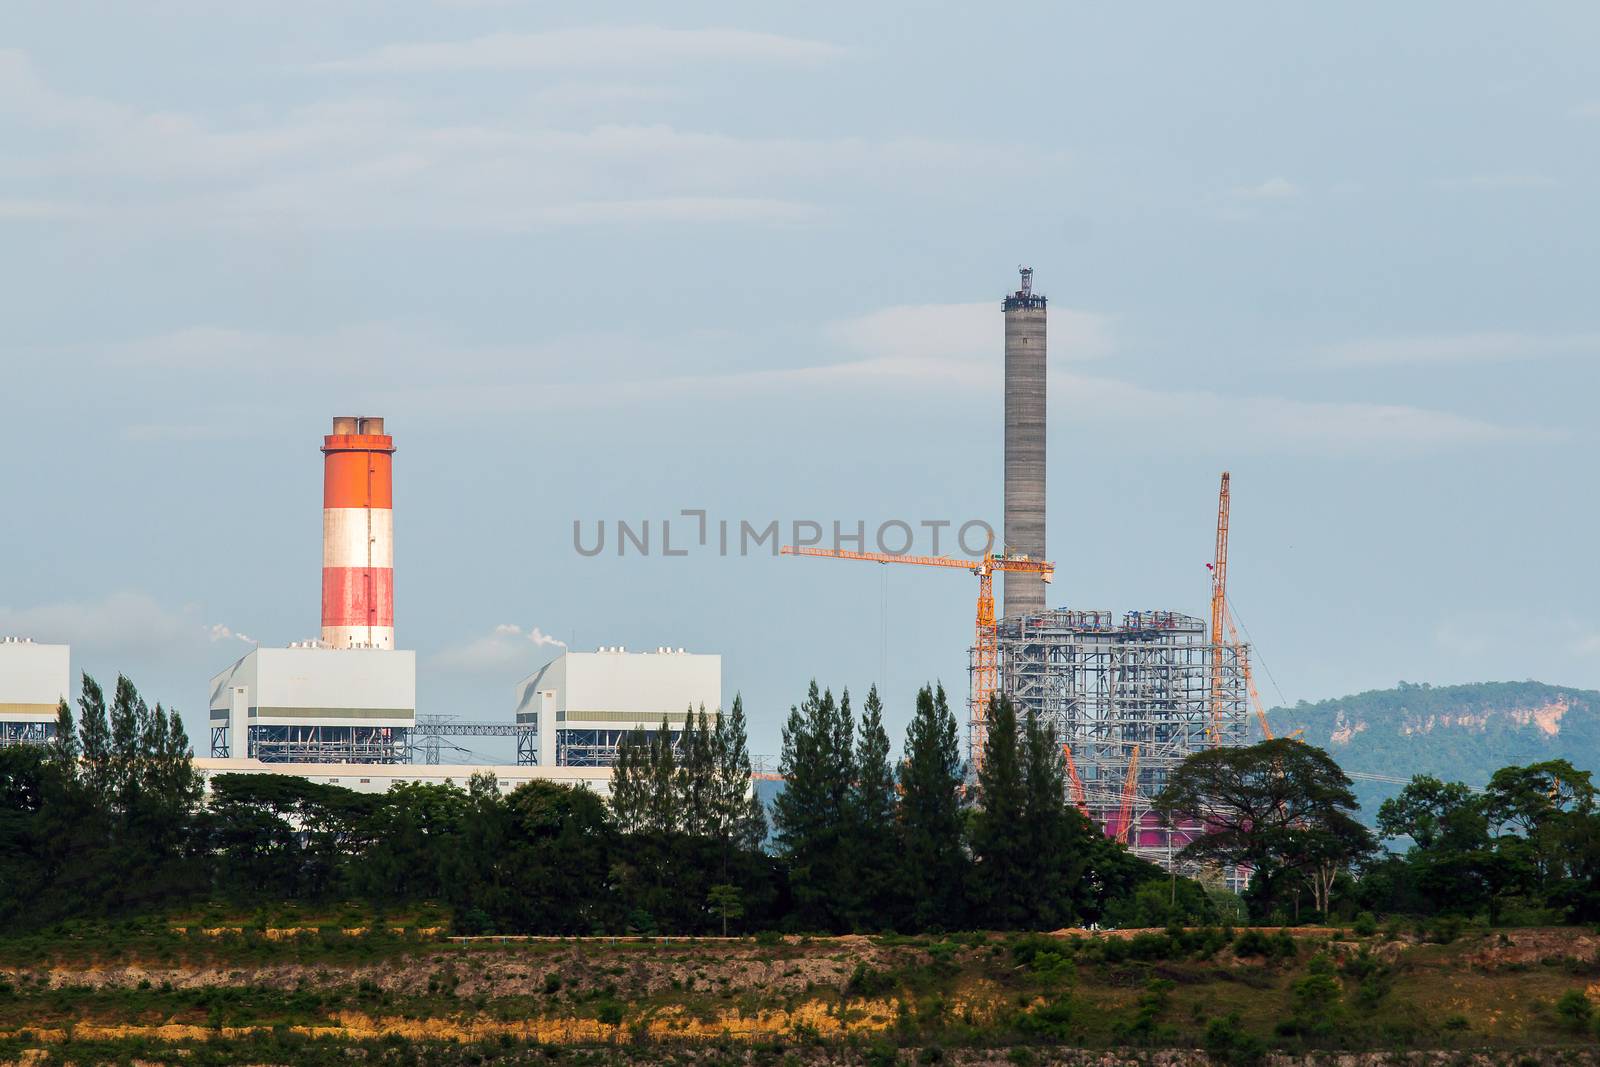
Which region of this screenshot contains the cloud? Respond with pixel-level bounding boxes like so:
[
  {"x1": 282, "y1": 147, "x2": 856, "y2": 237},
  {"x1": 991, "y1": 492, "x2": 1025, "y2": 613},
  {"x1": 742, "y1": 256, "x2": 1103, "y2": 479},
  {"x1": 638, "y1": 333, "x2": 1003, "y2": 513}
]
[
  {"x1": 1324, "y1": 331, "x2": 1600, "y2": 367},
  {"x1": 0, "y1": 592, "x2": 226, "y2": 662},
  {"x1": 1234, "y1": 177, "x2": 1299, "y2": 200},
  {"x1": 1436, "y1": 173, "x2": 1559, "y2": 191},
  {"x1": 1, "y1": 48, "x2": 1040, "y2": 233},
  {"x1": 432, "y1": 624, "x2": 567, "y2": 673},
  {"x1": 827, "y1": 302, "x2": 1115, "y2": 367},
  {"x1": 318, "y1": 26, "x2": 847, "y2": 74}
]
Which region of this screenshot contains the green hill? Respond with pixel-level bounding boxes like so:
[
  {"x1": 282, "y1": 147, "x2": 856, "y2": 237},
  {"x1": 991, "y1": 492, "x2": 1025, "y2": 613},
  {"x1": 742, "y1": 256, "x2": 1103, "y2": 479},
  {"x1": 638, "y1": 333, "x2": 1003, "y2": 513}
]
[{"x1": 1262, "y1": 680, "x2": 1600, "y2": 817}]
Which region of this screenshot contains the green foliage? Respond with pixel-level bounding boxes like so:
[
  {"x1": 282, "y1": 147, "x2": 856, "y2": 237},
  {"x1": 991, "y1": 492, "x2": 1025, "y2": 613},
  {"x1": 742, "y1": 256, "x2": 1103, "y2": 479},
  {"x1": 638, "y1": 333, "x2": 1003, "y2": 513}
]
[
  {"x1": 896, "y1": 684, "x2": 968, "y2": 932},
  {"x1": 1556, "y1": 988, "x2": 1593, "y2": 1029},
  {"x1": 1156, "y1": 739, "x2": 1375, "y2": 920},
  {"x1": 1204, "y1": 1011, "x2": 1267, "y2": 1066},
  {"x1": 1017, "y1": 993, "x2": 1074, "y2": 1040},
  {"x1": 844, "y1": 963, "x2": 898, "y2": 999},
  {"x1": 773, "y1": 682, "x2": 859, "y2": 931}
]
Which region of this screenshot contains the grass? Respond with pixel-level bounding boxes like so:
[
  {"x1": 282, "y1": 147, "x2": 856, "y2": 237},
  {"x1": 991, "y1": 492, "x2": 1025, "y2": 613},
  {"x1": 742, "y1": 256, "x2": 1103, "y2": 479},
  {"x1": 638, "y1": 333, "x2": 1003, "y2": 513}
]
[{"x1": 2, "y1": 920, "x2": 1600, "y2": 1061}]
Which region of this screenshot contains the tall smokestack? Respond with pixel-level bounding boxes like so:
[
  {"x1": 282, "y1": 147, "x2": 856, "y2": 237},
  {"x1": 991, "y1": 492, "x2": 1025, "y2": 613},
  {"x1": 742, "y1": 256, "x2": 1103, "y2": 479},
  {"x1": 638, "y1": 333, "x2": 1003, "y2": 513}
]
[
  {"x1": 321, "y1": 416, "x2": 395, "y2": 649},
  {"x1": 1002, "y1": 267, "x2": 1047, "y2": 617}
]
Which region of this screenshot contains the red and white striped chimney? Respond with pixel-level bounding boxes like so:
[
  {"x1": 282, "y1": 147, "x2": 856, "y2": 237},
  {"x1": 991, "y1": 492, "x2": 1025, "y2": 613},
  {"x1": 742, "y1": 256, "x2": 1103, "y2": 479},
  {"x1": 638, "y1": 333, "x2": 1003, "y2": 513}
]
[{"x1": 321, "y1": 416, "x2": 395, "y2": 650}]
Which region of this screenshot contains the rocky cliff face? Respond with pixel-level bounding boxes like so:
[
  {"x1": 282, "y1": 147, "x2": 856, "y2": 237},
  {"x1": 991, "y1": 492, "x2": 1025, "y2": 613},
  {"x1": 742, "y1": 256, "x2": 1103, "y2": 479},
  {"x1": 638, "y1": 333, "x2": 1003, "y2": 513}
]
[{"x1": 1265, "y1": 681, "x2": 1600, "y2": 815}]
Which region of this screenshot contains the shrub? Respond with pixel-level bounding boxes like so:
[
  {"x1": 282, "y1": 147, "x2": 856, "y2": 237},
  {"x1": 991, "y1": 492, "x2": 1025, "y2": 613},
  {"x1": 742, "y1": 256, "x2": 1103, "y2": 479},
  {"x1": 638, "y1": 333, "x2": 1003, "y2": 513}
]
[
  {"x1": 845, "y1": 964, "x2": 897, "y2": 1000},
  {"x1": 595, "y1": 1000, "x2": 625, "y2": 1027},
  {"x1": 1232, "y1": 930, "x2": 1272, "y2": 957},
  {"x1": 1352, "y1": 912, "x2": 1378, "y2": 937},
  {"x1": 1018, "y1": 995, "x2": 1075, "y2": 1040},
  {"x1": 1556, "y1": 989, "x2": 1593, "y2": 1030},
  {"x1": 1204, "y1": 1012, "x2": 1266, "y2": 1067},
  {"x1": 865, "y1": 1042, "x2": 898, "y2": 1067}
]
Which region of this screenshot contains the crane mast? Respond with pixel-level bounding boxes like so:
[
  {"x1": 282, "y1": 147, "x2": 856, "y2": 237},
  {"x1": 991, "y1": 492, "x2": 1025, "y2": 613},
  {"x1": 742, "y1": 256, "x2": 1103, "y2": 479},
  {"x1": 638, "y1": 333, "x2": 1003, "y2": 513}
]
[{"x1": 1209, "y1": 472, "x2": 1231, "y2": 737}]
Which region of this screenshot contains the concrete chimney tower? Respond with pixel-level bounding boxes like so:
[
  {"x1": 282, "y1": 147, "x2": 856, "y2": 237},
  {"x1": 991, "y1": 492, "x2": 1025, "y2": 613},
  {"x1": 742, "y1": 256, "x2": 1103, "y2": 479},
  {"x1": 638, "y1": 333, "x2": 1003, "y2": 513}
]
[
  {"x1": 1002, "y1": 267, "x2": 1047, "y2": 617},
  {"x1": 321, "y1": 416, "x2": 395, "y2": 649}
]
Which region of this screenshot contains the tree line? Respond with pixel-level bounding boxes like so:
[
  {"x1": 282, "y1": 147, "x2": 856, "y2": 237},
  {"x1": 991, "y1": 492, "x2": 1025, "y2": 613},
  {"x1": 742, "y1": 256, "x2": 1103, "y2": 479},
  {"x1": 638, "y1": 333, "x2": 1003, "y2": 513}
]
[
  {"x1": 1154, "y1": 738, "x2": 1600, "y2": 926},
  {"x1": 7, "y1": 672, "x2": 1591, "y2": 934},
  {"x1": 0, "y1": 674, "x2": 1190, "y2": 934}
]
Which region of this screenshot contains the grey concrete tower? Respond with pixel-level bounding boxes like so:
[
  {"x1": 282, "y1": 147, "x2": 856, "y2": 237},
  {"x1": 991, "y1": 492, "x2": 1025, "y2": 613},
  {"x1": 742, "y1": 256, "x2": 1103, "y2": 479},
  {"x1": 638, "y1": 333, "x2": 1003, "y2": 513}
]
[{"x1": 1002, "y1": 266, "x2": 1047, "y2": 617}]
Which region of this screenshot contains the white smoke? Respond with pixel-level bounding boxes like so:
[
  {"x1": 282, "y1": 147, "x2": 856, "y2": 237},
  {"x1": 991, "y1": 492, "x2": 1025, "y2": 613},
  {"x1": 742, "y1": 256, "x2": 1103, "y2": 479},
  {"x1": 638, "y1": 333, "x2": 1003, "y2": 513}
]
[
  {"x1": 208, "y1": 623, "x2": 257, "y2": 645},
  {"x1": 433, "y1": 623, "x2": 566, "y2": 673},
  {"x1": 497, "y1": 624, "x2": 566, "y2": 649}
]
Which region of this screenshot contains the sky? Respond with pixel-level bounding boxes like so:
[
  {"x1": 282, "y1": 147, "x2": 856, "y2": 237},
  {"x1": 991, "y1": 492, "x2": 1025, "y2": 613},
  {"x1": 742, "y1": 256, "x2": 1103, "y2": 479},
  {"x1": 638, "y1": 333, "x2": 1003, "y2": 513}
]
[{"x1": 3, "y1": 2, "x2": 1599, "y2": 765}]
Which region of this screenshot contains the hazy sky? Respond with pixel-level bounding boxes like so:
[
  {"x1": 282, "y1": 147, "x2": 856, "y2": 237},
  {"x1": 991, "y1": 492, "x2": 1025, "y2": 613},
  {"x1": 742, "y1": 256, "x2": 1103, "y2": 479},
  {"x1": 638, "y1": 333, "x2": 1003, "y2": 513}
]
[{"x1": 3, "y1": 2, "x2": 1598, "y2": 765}]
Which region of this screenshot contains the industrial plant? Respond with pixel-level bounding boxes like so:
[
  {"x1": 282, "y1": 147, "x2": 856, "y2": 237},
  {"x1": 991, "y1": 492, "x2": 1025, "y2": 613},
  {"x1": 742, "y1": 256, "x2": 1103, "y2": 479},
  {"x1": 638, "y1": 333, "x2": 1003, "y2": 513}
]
[
  {"x1": 0, "y1": 637, "x2": 69, "y2": 748},
  {"x1": 195, "y1": 415, "x2": 720, "y2": 785},
  {"x1": 782, "y1": 269, "x2": 1251, "y2": 873},
  {"x1": 1, "y1": 266, "x2": 1254, "y2": 874}
]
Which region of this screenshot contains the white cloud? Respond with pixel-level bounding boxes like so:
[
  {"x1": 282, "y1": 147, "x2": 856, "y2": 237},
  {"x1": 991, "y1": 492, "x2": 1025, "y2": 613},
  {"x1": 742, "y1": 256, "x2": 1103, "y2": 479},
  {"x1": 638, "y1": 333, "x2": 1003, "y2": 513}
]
[
  {"x1": 0, "y1": 48, "x2": 1036, "y2": 233},
  {"x1": 827, "y1": 302, "x2": 1115, "y2": 367},
  {"x1": 0, "y1": 592, "x2": 228, "y2": 662},
  {"x1": 432, "y1": 624, "x2": 567, "y2": 673},
  {"x1": 1325, "y1": 331, "x2": 1600, "y2": 367},
  {"x1": 1234, "y1": 176, "x2": 1299, "y2": 200},
  {"x1": 1436, "y1": 173, "x2": 1559, "y2": 191},
  {"x1": 318, "y1": 27, "x2": 847, "y2": 74}
]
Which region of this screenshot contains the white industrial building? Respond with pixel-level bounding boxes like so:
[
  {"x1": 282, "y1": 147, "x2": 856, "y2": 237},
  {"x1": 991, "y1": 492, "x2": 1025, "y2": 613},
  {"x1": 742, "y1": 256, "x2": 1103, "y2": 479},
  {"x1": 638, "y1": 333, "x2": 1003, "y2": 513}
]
[
  {"x1": 514, "y1": 647, "x2": 721, "y2": 766},
  {"x1": 192, "y1": 757, "x2": 611, "y2": 795},
  {"x1": 0, "y1": 638, "x2": 69, "y2": 747},
  {"x1": 208, "y1": 645, "x2": 416, "y2": 763}
]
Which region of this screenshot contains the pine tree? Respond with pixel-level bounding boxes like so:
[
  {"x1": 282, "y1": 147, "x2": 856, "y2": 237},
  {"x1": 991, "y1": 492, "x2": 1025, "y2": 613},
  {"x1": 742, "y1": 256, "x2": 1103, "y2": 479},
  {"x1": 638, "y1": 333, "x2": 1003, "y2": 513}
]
[
  {"x1": 676, "y1": 705, "x2": 716, "y2": 837},
  {"x1": 49, "y1": 698, "x2": 79, "y2": 771},
  {"x1": 1021, "y1": 709, "x2": 1087, "y2": 928},
  {"x1": 970, "y1": 694, "x2": 1029, "y2": 928},
  {"x1": 609, "y1": 727, "x2": 649, "y2": 834},
  {"x1": 850, "y1": 684, "x2": 898, "y2": 928},
  {"x1": 77, "y1": 673, "x2": 112, "y2": 812},
  {"x1": 645, "y1": 716, "x2": 678, "y2": 835},
  {"x1": 773, "y1": 681, "x2": 856, "y2": 930},
  {"x1": 898, "y1": 683, "x2": 968, "y2": 931},
  {"x1": 713, "y1": 694, "x2": 767, "y2": 853}
]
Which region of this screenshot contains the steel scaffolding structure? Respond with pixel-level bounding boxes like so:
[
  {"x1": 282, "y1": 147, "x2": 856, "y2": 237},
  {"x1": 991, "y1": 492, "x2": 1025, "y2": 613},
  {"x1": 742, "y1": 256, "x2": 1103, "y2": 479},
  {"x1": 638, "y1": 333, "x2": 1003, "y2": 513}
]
[
  {"x1": 0, "y1": 722, "x2": 55, "y2": 748},
  {"x1": 991, "y1": 608, "x2": 1249, "y2": 870},
  {"x1": 244, "y1": 725, "x2": 411, "y2": 764},
  {"x1": 408, "y1": 715, "x2": 537, "y2": 765}
]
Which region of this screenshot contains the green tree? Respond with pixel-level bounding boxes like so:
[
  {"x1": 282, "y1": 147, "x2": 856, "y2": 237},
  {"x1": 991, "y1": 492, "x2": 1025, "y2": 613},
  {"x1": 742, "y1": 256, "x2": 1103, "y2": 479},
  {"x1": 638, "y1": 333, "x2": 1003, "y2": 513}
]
[
  {"x1": 773, "y1": 681, "x2": 857, "y2": 930},
  {"x1": 849, "y1": 684, "x2": 898, "y2": 928},
  {"x1": 970, "y1": 695, "x2": 1029, "y2": 928},
  {"x1": 1155, "y1": 739, "x2": 1374, "y2": 917},
  {"x1": 897, "y1": 683, "x2": 968, "y2": 931},
  {"x1": 676, "y1": 704, "x2": 717, "y2": 837},
  {"x1": 1376, "y1": 775, "x2": 1496, "y2": 917},
  {"x1": 645, "y1": 716, "x2": 679, "y2": 835},
  {"x1": 1021, "y1": 708, "x2": 1093, "y2": 928},
  {"x1": 712, "y1": 693, "x2": 767, "y2": 854},
  {"x1": 707, "y1": 883, "x2": 745, "y2": 936}
]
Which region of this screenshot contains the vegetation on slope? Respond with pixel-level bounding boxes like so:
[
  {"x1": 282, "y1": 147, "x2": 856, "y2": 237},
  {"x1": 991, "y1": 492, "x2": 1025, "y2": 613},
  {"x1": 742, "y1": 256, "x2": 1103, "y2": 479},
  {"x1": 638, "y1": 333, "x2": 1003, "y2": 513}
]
[{"x1": 1265, "y1": 681, "x2": 1600, "y2": 813}]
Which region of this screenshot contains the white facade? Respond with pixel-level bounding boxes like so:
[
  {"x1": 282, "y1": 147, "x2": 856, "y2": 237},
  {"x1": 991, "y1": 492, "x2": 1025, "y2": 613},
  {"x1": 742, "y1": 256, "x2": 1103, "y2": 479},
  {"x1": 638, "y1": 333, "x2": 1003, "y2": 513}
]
[
  {"x1": 513, "y1": 647, "x2": 721, "y2": 766},
  {"x1": 193, "y1": 757, "x2": 611, "y2": 796},
  {"x1": 208, "y1": 645, "x2": 415, "y2": 760},
  {"x1": 0, "y1": 638, "x2": 69, "y2": 724}
]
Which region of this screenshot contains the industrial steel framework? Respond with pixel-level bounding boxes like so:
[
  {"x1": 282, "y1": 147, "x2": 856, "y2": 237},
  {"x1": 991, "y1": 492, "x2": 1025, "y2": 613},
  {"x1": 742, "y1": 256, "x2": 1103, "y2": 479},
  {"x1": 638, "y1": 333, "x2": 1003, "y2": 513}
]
[
  {"x1": 242, "y1": 725, "x2": 411, "y2": 764},
  {"x1": 408, "y1": 715, "x2": 538, "y2": 765},
  {"x1": 0, "y1": 722, "x2": 55, "y2": 748},
  {"x1": 994, "y1": 608, "x2": 1249, "y2": 870}
]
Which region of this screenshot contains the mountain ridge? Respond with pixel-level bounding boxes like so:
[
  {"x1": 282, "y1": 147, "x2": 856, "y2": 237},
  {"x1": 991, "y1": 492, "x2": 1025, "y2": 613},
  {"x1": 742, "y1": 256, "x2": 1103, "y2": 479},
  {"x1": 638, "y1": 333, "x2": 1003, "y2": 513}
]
[{"x1": 1261, "y1": 679, "x2": 1600, "y2": 815}]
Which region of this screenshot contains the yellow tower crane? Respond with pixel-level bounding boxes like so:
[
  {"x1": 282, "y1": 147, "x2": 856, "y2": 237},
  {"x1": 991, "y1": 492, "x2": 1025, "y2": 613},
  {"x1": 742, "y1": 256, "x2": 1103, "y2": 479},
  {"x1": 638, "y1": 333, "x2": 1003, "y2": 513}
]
[{"x1": 778, "y1": 546, "x2": 1054, "y2": 765}]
